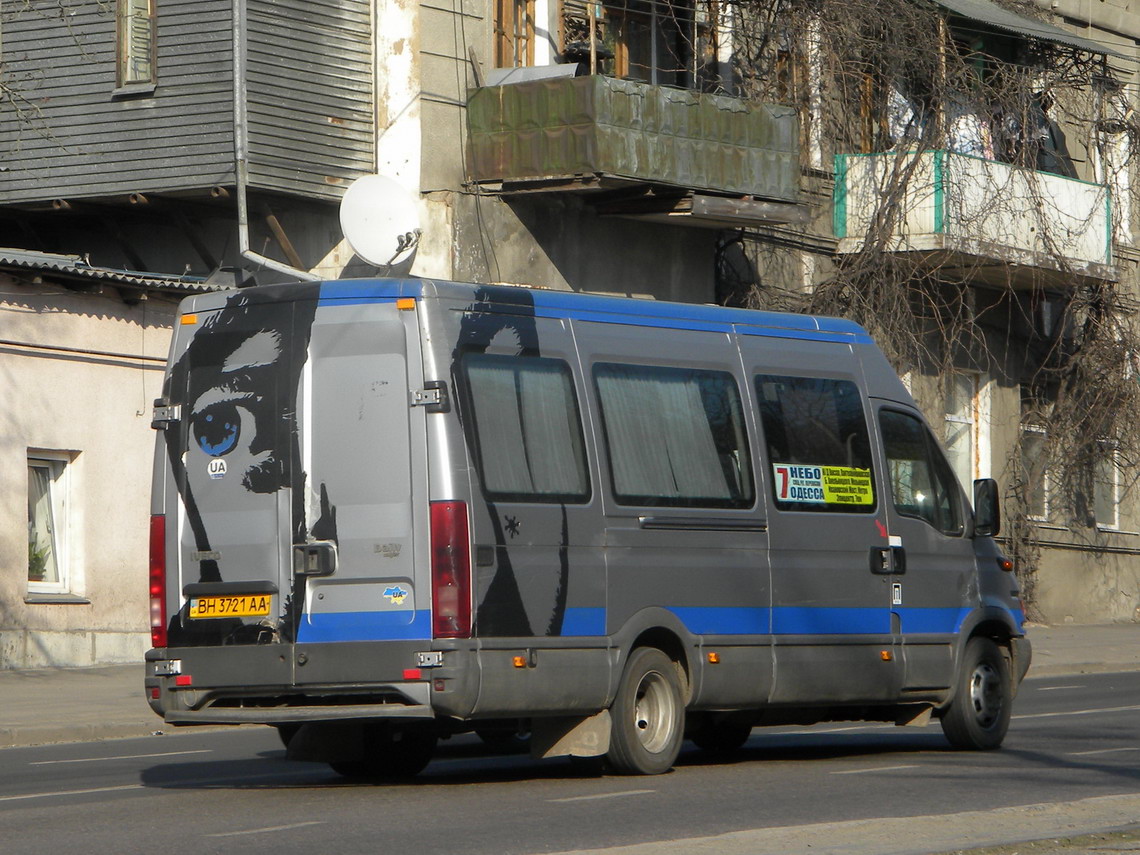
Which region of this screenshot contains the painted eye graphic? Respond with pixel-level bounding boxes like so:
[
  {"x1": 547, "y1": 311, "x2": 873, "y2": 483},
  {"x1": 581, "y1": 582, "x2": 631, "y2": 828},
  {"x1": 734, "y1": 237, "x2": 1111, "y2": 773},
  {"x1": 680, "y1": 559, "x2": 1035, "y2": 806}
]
[{"x1": 193, "y1": 403, "x2": 241, "y2": 456}]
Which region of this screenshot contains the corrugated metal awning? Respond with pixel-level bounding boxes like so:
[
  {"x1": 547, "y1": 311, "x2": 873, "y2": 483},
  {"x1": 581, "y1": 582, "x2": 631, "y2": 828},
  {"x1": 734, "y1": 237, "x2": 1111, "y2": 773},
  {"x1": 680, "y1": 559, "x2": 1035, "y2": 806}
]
[
  {"x1": 933, "y1": 0, "x2": 1127, "y2": 58},
  {"x1": 0, "y1": 248, "x2": 214, "y2": 294}
]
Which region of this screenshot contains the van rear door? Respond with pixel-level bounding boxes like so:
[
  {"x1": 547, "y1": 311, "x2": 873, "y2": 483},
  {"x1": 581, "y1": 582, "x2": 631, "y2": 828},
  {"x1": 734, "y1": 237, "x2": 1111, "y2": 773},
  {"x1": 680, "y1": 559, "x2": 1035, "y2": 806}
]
[
  {"x1": 167, "y1": 290, "x2": 319, "y2": 651},
  {"x1": 293, "y1": 294, "x2": 429, "y2": 666}
]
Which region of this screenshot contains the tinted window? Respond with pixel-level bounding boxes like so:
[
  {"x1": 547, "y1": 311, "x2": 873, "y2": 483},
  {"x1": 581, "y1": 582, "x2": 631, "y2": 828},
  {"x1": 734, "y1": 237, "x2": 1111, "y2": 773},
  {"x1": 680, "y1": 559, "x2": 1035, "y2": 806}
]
[
  {"x1": 464, "y1": 354, "x2": 590, "y2": 502},
  {"x1": 880, "y1": 409, "x2": 963, "y2": 535},
  {"x1": 594, "y1": 363, "x2": 753, "y2": 508},
  {"x1": 755, "y1": 375, "x2": 876, "y2": 513}
]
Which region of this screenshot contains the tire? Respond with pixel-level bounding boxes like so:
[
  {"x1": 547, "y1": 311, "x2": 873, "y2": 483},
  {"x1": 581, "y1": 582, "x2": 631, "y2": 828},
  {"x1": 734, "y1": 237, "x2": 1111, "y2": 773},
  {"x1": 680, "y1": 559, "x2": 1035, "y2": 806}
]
[
  {"x1": 606, "y1": 647, "x2": 685, "y2": 775},
  {"x1": 328, "y1": 723, "x2": 437, "y2": 780},
  {"x1": 940, "y1": 636, "x2": 1012, "y2": 750},
  {"x1": 690, "y1": 713, "x2": 753, "y2": 753},
  {"x1": 274, "y1": 723, "x2": 301, "y2": 748}
]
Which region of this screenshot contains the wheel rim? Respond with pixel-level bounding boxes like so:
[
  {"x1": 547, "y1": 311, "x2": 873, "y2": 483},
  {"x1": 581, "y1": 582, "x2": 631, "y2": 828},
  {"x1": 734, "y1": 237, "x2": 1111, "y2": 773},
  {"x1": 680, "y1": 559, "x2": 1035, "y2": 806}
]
[
  {"x1": 968, "y1": 660, "x2": 1003, "y2": 729},
  {"x1": 631, "y1": 668, "x2": 676, "y2": 754}
]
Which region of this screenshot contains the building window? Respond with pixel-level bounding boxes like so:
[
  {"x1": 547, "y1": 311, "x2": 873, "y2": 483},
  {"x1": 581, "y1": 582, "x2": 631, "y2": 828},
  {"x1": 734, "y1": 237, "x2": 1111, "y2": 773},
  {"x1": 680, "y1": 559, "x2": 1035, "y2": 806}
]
[
  {"x1": 604, "y1": 0, "x2": 714, "y2": 89},
  {"x1": 1020, "y1": 426, "x2": 1049, "y2": 521},
  {"x1": 945, "y1": 373, "x2": 986, "y2": 492},
  {"x1": 27, "y1": 455, "x2": 71, "y2": 593},
  {"x1": 117, "y1": 0, "x2": 156, "y2": 89},
  {"x1": 494, "y1": 0, "x2": 535, "y2": 67},
  {"x1": 1093, "y1": 443, "x2": 1121, "y2": 530}
]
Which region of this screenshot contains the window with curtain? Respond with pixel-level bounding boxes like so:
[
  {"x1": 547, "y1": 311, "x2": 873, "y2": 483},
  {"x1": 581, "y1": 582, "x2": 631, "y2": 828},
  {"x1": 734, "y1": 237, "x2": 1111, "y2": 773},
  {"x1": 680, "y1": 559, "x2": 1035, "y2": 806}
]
[
  {"x1": 28, "y1": 457, "x2": 68, "y2": 590},
  {"x1": 755, "y1": 374, "x2": 876, "y2": 513},
  {"x1": 464, "y1": 354, "x2": 589, "y2": 502},
  {"x1": 117, "y1": 0, "x2": 156, "y2": 89},
  {"x1": 594, "y1": 363, "x2": 752, "y2": 508}
]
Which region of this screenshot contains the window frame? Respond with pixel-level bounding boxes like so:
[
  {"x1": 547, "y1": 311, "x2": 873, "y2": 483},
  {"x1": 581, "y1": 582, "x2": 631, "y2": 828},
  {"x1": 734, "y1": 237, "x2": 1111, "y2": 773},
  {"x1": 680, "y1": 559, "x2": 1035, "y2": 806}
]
[
  {"x1": 604, "y1": 0, "x2": 713, "y2": 89},
  {"x1": 27, "y1": 453, "x2": 73, "y2": 595},
  {"x1": 116, "y1": 0, "x2": 157, "y2": 91},
  {"x1": 494, "y1": 0, "x2": 536, "y2": 68},
  {"x1": 461, "y1": 352, "x2": 592, "y2": 504},
  {"x1": 1093, "y1": 441, "x2": 1122, "y2": 531},
  {"x1": 1020, "y1": 424, "x2": 1050, "y2": 522}
]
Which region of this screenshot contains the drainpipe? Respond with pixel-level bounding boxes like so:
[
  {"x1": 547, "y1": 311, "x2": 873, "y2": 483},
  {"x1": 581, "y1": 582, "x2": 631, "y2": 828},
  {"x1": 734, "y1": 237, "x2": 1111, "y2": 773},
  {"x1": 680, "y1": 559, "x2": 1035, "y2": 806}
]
[{"x1": 232, "y1": 0, "x2": 319, "y2": 282}]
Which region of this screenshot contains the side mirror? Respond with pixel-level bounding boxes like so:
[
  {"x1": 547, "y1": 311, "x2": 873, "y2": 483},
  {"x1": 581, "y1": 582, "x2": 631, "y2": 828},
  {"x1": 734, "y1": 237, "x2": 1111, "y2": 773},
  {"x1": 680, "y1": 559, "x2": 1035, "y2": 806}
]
[{"x1": 973, "y1": 478, "x2": 1000, "y2": 537}]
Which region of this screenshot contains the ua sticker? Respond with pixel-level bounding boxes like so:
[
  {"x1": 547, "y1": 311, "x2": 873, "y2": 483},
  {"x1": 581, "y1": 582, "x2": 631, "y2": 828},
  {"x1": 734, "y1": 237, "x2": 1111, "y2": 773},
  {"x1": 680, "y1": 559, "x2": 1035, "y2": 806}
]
[
  {"x1": 207, "y1": 458, "x2": 227, "y2": 480},
  {"x1": 383, "y1": 585, "x2": 409, "y2": 605}
]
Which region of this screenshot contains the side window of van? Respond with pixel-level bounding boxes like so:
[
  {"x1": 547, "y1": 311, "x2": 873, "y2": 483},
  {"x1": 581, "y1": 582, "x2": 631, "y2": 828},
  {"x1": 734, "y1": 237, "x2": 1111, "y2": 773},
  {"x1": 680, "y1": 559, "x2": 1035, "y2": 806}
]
[
  {"x1": 463, "y1": 354, "x2": 590, "y2": 503},
  {"x1": 879, "y1": 409, "x2": 964, "y2": 535},
  {"x1": 594, "y1": 363, "x2": 753, "y2": 508},
  {"x1": 755, "y1": 375, "x2": 876, "y2": 513}
]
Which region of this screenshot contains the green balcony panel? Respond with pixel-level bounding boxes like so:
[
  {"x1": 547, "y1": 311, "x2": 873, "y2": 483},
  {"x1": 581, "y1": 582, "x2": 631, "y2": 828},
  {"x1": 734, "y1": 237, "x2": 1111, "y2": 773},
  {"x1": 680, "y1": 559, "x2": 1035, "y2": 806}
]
[{"x1": 468, "y1": 75, "x2": 799, "y2": 201}]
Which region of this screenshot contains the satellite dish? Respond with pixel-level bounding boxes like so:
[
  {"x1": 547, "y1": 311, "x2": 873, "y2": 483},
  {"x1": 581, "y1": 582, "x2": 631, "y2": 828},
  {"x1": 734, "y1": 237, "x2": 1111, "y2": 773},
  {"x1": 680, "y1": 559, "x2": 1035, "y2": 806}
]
[{"x1": 339, "y1": 175, "x2": 422, "y2": 270}]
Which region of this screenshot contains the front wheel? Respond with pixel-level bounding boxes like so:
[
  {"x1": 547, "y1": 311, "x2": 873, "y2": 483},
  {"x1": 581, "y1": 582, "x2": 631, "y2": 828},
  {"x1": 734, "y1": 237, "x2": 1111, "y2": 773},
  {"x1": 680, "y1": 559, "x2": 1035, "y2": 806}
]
[
  {"x1": 606, "y1": 647, "x2": 685, "y2": 775},
  {"x1": 940, "y1": 636, "x2": 1012, "y2": 750}
]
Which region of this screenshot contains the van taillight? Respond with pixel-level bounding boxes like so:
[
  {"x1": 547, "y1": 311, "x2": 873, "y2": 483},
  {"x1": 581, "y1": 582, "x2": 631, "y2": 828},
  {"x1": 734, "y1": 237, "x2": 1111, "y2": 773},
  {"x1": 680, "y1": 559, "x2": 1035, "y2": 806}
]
[
  {"x1": 430, "y1": 501, "x2": 472, "y2": 639},
  {"x1": 149, "y1": 515, "x2": 167, "y2": 649}
]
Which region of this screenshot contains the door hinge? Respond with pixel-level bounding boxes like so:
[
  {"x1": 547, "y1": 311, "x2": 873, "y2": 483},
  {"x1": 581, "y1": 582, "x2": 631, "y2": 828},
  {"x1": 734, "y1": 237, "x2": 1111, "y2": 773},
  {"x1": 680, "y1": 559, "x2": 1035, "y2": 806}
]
[
  {"x1": 410, "y1": 380, "x2": 450, "y2": 414},
  {"x1": 151, "y1": 399, "x2": 182, "y2": 430}
]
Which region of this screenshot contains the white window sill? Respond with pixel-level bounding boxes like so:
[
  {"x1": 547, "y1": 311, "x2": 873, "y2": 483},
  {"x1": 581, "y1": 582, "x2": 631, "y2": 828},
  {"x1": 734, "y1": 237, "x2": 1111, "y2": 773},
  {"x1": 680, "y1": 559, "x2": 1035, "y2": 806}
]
[{"x1": 24, "y1": 593, "x2": 90, "y2": 605}]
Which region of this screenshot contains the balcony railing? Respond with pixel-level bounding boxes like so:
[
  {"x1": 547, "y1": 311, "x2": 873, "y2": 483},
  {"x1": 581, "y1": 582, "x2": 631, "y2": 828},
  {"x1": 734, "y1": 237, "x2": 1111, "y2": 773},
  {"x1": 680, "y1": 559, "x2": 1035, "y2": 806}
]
[
  {"x1": 467, "y1": 75, "x2": 799, "y2": 203},
  {"x1": 834, "y1": 150, "x2": 1115, "y2": 285}
]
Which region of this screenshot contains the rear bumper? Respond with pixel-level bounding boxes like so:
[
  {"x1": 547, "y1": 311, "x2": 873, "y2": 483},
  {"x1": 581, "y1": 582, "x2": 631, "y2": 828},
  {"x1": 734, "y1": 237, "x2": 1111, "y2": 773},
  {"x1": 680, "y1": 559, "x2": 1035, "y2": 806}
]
[{"x1": 145, "y1": 639, "x2": 480, "y2": 726}]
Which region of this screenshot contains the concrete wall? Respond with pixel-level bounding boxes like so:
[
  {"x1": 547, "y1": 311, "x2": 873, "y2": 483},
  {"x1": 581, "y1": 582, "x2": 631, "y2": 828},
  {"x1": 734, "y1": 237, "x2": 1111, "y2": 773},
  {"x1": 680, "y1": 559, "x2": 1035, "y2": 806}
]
[{"x1": 0, "y1": 275, "x2": 179, "y2": 669}]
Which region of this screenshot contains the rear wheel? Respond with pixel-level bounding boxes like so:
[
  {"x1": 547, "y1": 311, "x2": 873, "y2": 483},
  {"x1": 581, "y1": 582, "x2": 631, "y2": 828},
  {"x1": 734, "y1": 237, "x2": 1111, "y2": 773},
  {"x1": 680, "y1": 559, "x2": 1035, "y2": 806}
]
[
  {"x1": 606, "y1": 647, "x2": 685, "y2": 775},
  {"x1": 328, "y1": 723, "x2": 437, "y2": 780},
  {"x1": 690, "y1": 713, "x2": 753, "y2": 753},
  {"x1": 940, "y1": 636, "x2": 1011, "y2": 750}
]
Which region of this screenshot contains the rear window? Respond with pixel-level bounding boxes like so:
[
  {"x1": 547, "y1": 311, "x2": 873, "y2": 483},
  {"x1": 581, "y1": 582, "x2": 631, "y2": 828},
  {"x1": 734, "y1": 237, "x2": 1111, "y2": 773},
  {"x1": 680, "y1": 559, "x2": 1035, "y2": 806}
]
[
  {"x1": 755, "y1": 374, "x2": 876, "y2": 513},
  {"x1": 463, "y1": 354, "x2": 590, "y2": 503},
  {"x1": 594, "y1": 363, "x2": 753, "y2": 508}
]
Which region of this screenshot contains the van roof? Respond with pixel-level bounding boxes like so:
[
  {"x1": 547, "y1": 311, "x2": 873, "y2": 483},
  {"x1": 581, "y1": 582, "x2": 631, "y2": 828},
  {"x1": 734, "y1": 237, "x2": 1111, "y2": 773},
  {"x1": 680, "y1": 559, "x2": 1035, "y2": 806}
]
[{"x1": 311, "y1": 279, "x2": 874, "y2": 344}]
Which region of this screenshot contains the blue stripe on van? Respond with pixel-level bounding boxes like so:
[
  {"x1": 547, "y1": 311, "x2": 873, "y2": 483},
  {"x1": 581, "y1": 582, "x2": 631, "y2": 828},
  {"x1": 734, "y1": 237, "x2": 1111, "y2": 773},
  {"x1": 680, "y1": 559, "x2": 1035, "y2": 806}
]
[
  {"x1": 560, "y1": 607, "x2": 607, "y2": 636},
  {"x1": 895, "y1": 607, "x2": 972, "y2": 635},
  {"x1": 773, "y1": 607, "x2": 889, "y2": 635},
  {"x1": 297, "y1": 610, "x2": 431, "y2": 643},
  {"x1": 316, "y1": 280, "x2": 424, "y2": 305},
  {"x1": 662, "y1": 606, "x2": 975, "y2": 637},
  {"x1": 310, "y1": 280, "x2": 873, "y2": 343},
  {"x1": 668, "y1": 606, "x2": 771, "y2": 635}
]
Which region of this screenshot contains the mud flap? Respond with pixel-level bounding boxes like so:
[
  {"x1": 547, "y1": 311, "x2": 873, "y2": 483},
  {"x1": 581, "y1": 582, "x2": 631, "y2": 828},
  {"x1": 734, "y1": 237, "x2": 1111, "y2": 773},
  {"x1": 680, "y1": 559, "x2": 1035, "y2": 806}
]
[{"x1": 530, "y1": 710, "x2": 611, "y2": 759}]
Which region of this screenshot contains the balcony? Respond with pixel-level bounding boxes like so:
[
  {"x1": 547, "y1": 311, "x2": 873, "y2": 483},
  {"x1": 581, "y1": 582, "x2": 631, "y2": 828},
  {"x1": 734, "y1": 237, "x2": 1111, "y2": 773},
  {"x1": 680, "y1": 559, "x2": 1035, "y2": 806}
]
[
  {"x1": 834, "y1": 150, "x2": 1116, "y2": 287},
  {"x1": 467, "y1": 75, "x2": 804, "y2": 228}
]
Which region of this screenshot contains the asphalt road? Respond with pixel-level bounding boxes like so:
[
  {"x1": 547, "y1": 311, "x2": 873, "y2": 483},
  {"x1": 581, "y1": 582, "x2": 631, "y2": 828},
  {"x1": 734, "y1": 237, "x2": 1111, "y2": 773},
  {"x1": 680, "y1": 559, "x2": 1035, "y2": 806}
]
[{"x1": 3, "y1": 671, "x2": 1140, "y2": 855}]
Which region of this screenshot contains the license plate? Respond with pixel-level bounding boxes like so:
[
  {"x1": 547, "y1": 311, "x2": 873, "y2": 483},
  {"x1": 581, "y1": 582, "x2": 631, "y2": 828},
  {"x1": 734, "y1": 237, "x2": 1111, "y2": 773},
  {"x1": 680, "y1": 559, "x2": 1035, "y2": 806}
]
[{"x1": 188, "y1": 594, "x2": 272, "y2": 619}]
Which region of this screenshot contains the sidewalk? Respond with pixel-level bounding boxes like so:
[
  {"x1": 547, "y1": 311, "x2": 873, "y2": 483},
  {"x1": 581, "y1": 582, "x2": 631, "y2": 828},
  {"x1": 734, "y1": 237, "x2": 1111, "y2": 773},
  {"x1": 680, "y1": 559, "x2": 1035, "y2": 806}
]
[{"x1": 1, "y1": 623, "x2": 1137, "y2": 749}]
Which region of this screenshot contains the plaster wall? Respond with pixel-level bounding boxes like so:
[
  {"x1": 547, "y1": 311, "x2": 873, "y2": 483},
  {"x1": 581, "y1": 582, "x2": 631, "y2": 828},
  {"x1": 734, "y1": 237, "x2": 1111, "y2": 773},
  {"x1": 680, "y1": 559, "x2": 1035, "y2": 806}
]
[{"x1": 0, "y1": 277, "x2": 178, "y2": 669}]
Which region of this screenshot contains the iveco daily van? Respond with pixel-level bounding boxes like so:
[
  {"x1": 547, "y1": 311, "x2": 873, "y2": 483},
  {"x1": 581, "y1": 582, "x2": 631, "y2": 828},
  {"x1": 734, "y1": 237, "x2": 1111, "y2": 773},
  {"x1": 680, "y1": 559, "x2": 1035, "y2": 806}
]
[{"x1": 145, "y1": 278, "x2": 1030, "y2": 777}]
